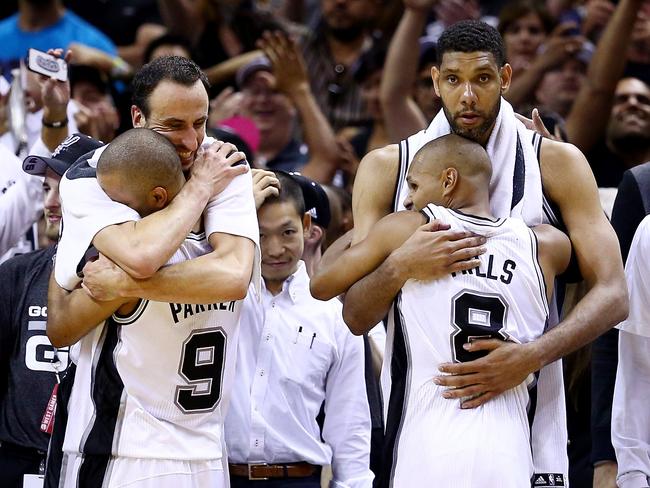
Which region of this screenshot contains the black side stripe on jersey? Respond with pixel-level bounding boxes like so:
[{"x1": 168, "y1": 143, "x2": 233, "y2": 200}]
[
  {"x1": 511, "y1": 134, "x2": 525, "y2": 210},
  {"x1": 77, "y1": 320, "x2": 125, "y2": 487},
  {"x1": 526, "y1": 370, "x2": 541, "y2": 447},
  {"x1": 43, "y1": 363, "x2": 76, "y2": 488},
  {"x1": 392, "y1": 140, "x2": 409, "y2": 213},
  {"x1": 528, "y1": 229, "x2": 550, "y2": 316},
  {"x1": 377, "y1": 292, "x2": 411, "y2": 488}
]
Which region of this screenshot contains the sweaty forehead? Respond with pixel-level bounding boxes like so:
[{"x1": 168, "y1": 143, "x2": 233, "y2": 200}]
[{"x1": 440, "y1": 52, "x2": 498, "y2": 71}]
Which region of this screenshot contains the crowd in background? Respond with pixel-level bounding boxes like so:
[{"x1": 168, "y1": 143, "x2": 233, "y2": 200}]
[{"x1": 1, "y1": 0, "x2": 650, "y2": 487}]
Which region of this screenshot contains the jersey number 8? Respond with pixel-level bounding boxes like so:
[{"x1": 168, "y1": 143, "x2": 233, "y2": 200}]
[{"x1": 451, "y1": 291, "x2": 509, "y2": 363}]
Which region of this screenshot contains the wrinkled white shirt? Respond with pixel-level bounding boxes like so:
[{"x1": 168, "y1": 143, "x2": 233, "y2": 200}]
[
  {"x1": 613, "y1": 215, "x2": 650, "y2": 488},
  {"x1": 225, "y1": 262, "x2": 373, "y2": 488}
]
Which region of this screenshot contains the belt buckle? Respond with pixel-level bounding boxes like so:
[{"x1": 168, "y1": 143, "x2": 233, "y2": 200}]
[{"x1": 248, "y1": 463, "x2": 269, "y2": 481}]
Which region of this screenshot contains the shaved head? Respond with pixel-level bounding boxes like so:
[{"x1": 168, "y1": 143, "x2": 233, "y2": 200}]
[
  {"x1": 404, "y1": 133, "x2": 492, "y2": 211},
  {"x1": 412, "y1": 133, "x2": 492, "y2": 184},
  {"x1": 97, "y1": 128, "x2": 184, "y2": 215}
]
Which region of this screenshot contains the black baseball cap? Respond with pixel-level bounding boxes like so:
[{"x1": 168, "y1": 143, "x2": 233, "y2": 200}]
[
  {"x1": 23, "y1": 133, "x2": 104, "y2": 177},
  {"x1": 288, "y1": 172, "x2": 331, "y2": 229}
]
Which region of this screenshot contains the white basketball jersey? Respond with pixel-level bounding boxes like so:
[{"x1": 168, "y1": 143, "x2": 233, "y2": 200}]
[
  {"x1": 380, "y1": 204, "x2": 551, "y2": 488},
  {"x1": 385, "y1": 134, "x2": 568, "y2": 488},
  {"x1": 62, "y1": 233, "x2": 242, "y2": 462}
]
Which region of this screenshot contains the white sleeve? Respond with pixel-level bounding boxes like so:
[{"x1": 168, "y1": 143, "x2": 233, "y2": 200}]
[
  {"x1": 203, "y1": 169, "x2": 261, "y2": 293},
  {"x1": 323, "y1": 311, "x2": 374, "y2": 488},
  {"x1": 617, "y1": 216, "x2": 650, "y2": 338},
  {"x1": 612, "y1": 330, "x2": 650, "y2": 488},
  {"x1": 0, "y1": 145, "x2": 42, "y2": 255},
  {"x1": 55, "y1": 173, "x2": 139, "y2": 290}
]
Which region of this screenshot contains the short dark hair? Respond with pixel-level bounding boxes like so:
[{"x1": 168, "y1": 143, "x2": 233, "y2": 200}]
[
  {"x1": 131, "y1": 56, "x2": 210, "y2": 118},
  {"x1": 437, "y1": 20, "x2": 506, "y2": 67},
  {"x1": 143, "y1": 34, "x2": 193, "y2": 64},
  {"x1": 498, "y1": 0, "x2": 555, "y2": 39},
  {"x1": 261, "y1": 171, "x2": 305, "y2": 216}
]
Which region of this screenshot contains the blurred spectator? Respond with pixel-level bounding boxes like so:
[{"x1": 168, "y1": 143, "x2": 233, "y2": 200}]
[
  {"x1": 159, "y1": 0, "x2": 282, "y2": 71},
  {"x1": 63, "y1": 0, "x2": 165, "y2": 68},
  {"x1": 300, "y1": 0, "x2": 381, "y2": 131},
  {"x1": 425, "y1": 0, "x2": 496, "y2": 42},
  {"x1": 341, "y1": 43, "x2": 389, "y2": 160},
  {"x1": 0, "y1": 0, "x2": 116, "y2": 81},
  {"x1": 534, "y1": 53, "x2": 588, "y2": 118},
  {"x1": 499, "y1": 0, "x2": 554, "y2": 79},
  {"x1": 69, "y1": 65, "x2": 119, "y2": 142},
  {"x1": 378, "y1": 0, "x2": 433, "y2": 142},
  {"x1": 237, "y1": 32, "x2": 342, "y2": 183},
  {"x1": 0, "y1": 141, "x2": 40, "y2": 259},
  {"x1": 414, "y1": 39, "x2": 440, "y2": 122},
  {"x1": 322, "y1": 184, "x2": 352, "y2": 251},
  {"x1": 0, "y1": 134, "x2": 98, "y2": 487},
  {"x1": 499, "y1": 0, "x2": 587, "y2": 110},
  {"x1": 562, "y1": 0, "x2": 650, "y2": 187},
  {"x1": 142, "y1": 33, "x2": 192, "y2": 63}
]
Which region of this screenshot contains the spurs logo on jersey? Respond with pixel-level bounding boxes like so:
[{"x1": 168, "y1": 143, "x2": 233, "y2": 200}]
[{"x1": 379, "y1": 204, "x2": 550, "y2": 488}]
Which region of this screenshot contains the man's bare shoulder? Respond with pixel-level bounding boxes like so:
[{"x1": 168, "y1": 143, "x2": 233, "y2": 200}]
[
  {"x1": 538, "y1": 138, "x2": 598, "y2": 207},
  {"x1": 372, "y1": 210, "x2": 427, "y2": 246},
  {"x1": 355, "y1": 144, "x2": 400, "y2": 185}
]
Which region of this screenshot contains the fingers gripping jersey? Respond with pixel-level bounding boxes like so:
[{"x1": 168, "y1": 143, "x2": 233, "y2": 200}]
[
  {"x1": 380, "y1": 204, "x2": 552, "y2": 488},
  {"x1": 62, "y1": 234, "x2": 242, "y2": 462}
]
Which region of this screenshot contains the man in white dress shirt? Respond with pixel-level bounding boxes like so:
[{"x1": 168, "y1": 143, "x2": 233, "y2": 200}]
[
  {"x1": 612, "y1": 215, "x2": 650, "y2": 488},
  {"x1": 225, "y1": 172, "x2": 373, "y2": 487}
]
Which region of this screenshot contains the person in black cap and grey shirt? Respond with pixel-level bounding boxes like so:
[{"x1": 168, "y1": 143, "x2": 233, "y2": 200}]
[{"x1": 0, "y1": 132, "x2": 103, "y2": 488}]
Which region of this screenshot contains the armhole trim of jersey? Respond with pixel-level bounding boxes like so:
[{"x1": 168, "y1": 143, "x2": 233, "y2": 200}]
[
  {"x1": 392, "y1": 140, "x2": 409, "y2": 213},
  {"x1": 112, "y1": 299, "x2": 148, "y2": 326},
  {"x1": 187, "y1": 231, "x2": 206, "y2": 241},
  {"x1": 420, "y1": 204, "x2": 439, "y2": 223},
  {"x1": 528, "y1": 228, "x2": 550, "y2": 317}
]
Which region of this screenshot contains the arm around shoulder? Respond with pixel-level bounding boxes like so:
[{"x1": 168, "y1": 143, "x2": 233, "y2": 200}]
[
  {"x1": 351, "y1": 144, "x2": 400, "y2": 244},
  {"x1": 47, "y1": 270, "x2": 126, "y2": 347},
  {"x1": 531, "y1": 139, "x2": 628, "y2": 365}
]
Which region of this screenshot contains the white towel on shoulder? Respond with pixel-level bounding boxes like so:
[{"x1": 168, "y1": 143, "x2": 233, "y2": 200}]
[{"x1": 415, "y1": 98, "x2": 544, "y2": 225}]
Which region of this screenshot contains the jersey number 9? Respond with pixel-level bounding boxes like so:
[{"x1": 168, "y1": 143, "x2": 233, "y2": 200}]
[{"x1": 175, "y1": 328, "x2": 226, "y2": 414}]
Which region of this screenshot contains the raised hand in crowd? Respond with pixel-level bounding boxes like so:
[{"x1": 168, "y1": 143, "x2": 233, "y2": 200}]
[
  {"x1": 629, "y1": 2, "x2": 650, "y2": 63},
  {"x1": 506, "y1": 22, "x2": 585, "y2": 107},
  {"x1": 258, "y1": 31, "x2": 309, "y2": 96},
  {"x1": 73, "y1": 100, "x2": 119, "y2": 143},
  {"x1": 433, "y1": 0, "x2": 480, "y2": 26},
  {"x1": 533, "y1": 22, "x2": 585, "y2": 72},
  {"x1": 582, "y1": 0, "x2": 616, "y2": 40},
  {"x1": 208, "y1": 87, "x2": 244, "y2": 129},
  {"x1": 39, "y1": 48, "x2": 72, "y2": 151}
]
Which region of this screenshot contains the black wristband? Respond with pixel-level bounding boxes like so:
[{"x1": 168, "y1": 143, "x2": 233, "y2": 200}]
[{"x1": 42, "y1": 118, "x2": 68, "y2": 129}]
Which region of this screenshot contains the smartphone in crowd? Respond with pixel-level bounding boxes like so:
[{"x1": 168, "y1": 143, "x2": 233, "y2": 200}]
[{"x1": 27, "y1": 48, "x2": 68, "y2": 82}]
